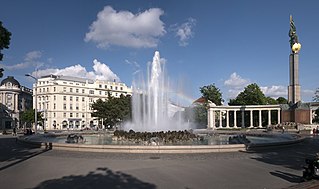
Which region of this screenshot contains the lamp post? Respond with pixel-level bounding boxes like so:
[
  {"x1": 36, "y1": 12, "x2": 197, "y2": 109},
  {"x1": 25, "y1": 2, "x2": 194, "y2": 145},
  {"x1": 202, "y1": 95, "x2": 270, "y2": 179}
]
[{"x1": 25, "y1": 74, "x2": 37, "y2": 134}]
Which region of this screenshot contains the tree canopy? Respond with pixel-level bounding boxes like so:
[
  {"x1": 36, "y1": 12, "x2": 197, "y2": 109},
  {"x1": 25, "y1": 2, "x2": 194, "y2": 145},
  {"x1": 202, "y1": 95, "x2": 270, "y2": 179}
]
[
  {"x1": 276, "y1": 97, "x2": 288, "y2": 104},
  {"x1": 91, "y1": 93, "x2": 131, "y2": 128},
  {"x1": 0, "y1": 21, "x2": 11, "y2": 78},
  {"x1": 229, "y1": 83, "x2": 267, "y2": 105},
  {"x1": 199, "y1": 84, "x2": 223, "y2": 105},
  {"x1": 20, "y1": 109, "x2": 44, "y2": 127}
]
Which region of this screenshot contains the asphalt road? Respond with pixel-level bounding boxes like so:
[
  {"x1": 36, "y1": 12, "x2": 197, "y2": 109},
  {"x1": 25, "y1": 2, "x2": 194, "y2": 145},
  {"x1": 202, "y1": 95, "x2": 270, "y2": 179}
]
[{"x1": 1, "y1": 134, "x2": 319, "y2": 189}]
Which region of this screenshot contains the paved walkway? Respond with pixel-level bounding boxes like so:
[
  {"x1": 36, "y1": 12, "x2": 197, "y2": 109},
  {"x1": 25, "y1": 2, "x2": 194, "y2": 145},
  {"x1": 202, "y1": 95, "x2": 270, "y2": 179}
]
[{"x1": 1, "y1": 134, "x2": 319, "y2": 189}]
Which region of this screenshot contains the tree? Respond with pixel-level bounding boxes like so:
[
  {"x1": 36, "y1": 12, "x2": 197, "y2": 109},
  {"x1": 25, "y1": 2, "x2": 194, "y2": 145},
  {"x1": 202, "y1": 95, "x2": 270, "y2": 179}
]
[
  {"x1": 20, "y1": 109, "x2": 43, "y2": 128},
  {"x1": 229, "y1": 83, "x2": 267, "y2": 105},
  {"x1": 276, "y1": 97, "x2": 288, "y2": 104},
  {"x1": 265, "y1": 97, "x2": 277, "y2": 105},
  {"x1": 313, "y1": 88, "x2": 319, "y2": 102},
  {"x1": 91, "y1": 93, "x2": 131, "y2": 128},
  {"x1": 0, "y1": 21, "x2": 12, "y2": 78},
  {"x1": 199, "y1": 84, "x2": 223, "y2": 105}
]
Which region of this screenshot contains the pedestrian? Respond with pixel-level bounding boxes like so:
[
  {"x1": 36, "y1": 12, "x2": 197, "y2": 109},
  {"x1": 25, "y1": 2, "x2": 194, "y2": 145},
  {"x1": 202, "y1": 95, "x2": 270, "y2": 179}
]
[{"x1": 12, "y1": 127, "x2": 17, "y2": 136}]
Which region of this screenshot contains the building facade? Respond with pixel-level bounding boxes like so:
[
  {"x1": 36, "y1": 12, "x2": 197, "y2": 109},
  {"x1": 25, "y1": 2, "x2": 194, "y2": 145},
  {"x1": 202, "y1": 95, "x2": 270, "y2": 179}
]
[
  {"x1": 34, "y1": 75, "x2": 132, "y2": 130},
  {"x1": 0, "y1": 76, "x2": 33, "y2": 129}
]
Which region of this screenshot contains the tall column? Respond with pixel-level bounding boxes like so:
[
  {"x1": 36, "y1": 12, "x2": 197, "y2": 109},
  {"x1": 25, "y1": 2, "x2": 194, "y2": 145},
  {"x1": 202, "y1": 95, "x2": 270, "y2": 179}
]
[
  {"x1": 234, "y1": 110, "x2": 237, "y2": 128},
  {"x1": 219, "y1": 110, "x2": 222, "y2": 128},
  {"x1": 241, "y1": 110, "x2": 245, "y2": 128},
  {"x1": 226, "y1": 110, "x2": 229, "y2": 128},
  {"x1": 277, "y1": 109, "x2": 281, "y2": 125},
  {"x1": 212, "y1": 110, "x2": 215, "y2": 129},
  {"x1": 259, "y1": 110, "x2": 262, "y2": 128},
  {"x1": 250, "y1": 110, "x2": 253, "y2": 127},
  {"x1": 268, "y1": 110, "x2": 271, "y2": 126}
]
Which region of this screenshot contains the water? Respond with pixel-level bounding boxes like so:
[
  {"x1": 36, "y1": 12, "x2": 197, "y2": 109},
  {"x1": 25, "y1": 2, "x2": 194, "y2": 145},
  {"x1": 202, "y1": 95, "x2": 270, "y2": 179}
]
[{"x1": 125, "y1": 51, "x2": 191, "y2": 132}]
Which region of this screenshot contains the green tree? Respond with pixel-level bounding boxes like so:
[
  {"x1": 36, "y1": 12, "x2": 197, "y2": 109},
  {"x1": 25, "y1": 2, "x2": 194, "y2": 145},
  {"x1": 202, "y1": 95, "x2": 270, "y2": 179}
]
[
  {"x1": 265, "y1": 97, "x2": 277, "y2": 105},
  {"x1": 229, "y1": 83, "x2": 267, "y2": 105},
  {"x1": 91, "y1": 93, "x2": 131, "y2": 128},
  {"x1": 199, "y1": 84, "x2": 223, "y2": 105},
  {"x1": 0, "y1": 21, "x2": 12, "y2": 78},
  {"x1": 20, "y1": 109, "x2": 44, "y2": 128},
  {"x1": 276, "y1": 97, "x2": 288, "y2": 104}
]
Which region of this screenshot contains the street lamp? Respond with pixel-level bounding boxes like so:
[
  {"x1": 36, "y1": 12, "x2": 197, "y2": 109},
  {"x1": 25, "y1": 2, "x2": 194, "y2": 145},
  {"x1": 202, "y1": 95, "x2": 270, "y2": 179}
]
[{"x1": 25, "y1": 74, "x2": 37, "y2": 134}]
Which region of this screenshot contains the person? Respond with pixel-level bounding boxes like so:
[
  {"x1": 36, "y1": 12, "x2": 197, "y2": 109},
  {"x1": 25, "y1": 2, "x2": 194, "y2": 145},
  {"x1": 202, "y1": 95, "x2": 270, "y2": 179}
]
[
  {"x1": 282, "y1": 126, "x2": 285, "y2": 134},
  {"x1": 12, "y1": 127, "x2": 17, "y2": 136}
]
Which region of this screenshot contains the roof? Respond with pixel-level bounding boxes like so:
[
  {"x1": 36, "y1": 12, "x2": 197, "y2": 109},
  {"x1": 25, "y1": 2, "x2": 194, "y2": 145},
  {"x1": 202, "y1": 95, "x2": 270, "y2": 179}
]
[{"x1": 0, "y1": 76, "x2": 20, "y2": 87}]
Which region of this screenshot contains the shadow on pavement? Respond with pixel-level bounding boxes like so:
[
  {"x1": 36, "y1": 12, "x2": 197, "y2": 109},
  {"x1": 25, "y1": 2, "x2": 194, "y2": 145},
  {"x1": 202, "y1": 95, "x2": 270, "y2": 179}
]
[
  {"x1": 270, "y1": 170, "x2": 301, "y2": 183},
  {"x1": 248, "y1": 138, "x2": 319, "y2": 170},
  {"x1": 33, "y1": 167, "x2": 156, "y2": 189},
  {"x1": 0, "y1": 136, "x2": 51, "y2": 171}
]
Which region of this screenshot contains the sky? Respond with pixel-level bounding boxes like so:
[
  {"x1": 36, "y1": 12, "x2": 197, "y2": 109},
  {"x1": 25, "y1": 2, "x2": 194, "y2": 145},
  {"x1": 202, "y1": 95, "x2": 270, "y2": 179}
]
[{"x1": 0, "y1": 0, "x2": 318, "y2": 105}]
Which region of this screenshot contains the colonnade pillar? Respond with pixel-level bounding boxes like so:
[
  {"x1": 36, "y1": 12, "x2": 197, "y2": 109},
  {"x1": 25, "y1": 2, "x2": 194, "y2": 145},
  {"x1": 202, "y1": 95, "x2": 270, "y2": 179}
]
[
  {"x1": 250, "y1": 110, "x2": 253, "y2": 127},
  {"x1": 219, "y1": 110, "x2": 222, "y2": 128},
  {"x1": 258, "y1": 110, "x2": 262, "y2": 128},
  {"x1": 268, "y1": 110, "x2": 271, "y2": 126},
  {"x1": 241, "y1": 110, "x2": 245, "y2": 128},
  {"x1": 226, "y1": 110, "x2": 230, "y2": 128},
  {"x1": 234, "y1": 110, "x2": 237, "y2": 128}
]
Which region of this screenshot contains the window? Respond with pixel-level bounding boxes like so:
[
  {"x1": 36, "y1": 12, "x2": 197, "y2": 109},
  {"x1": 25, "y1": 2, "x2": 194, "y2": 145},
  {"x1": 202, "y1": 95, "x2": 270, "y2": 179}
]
[
  {"x1": 76, "y1": 104, "x2": 79, "y2": 110},
  {"x1": 63, "y1": 113, "x2": 66, "y2": 118},
  {"x1": 70, "y1": 96, "x2": 73, "y2": 101},
  {"x1": 47, "y1": 87, "x2": 49, "y2": 92},
  {"x1": 70, "y1": 104, "x2": 73, "y2": 110},
  {"x1": 76, "y1": 113, "x2": 79, "y2": 118},
  {"x1": 82, "y1": 97, "x2": 85, "y2": 102},
  {"x1": 99, "y1": 84, "x2": 102, "y2": 88},
  {"x1": 76, "y1": 97, "x2": 79, "y2": 101},
  {"x1": 99, "y1": 91, "x2": 102, "y2": 95},
  {"x1": 53, "y1": 113, "x2": 56, "y2": 118},
  {"x1": 39, "y1": 88, "x2": 42, "y2": 93},
  {"x1": 120, "y1": 87, "x2": 123, "y2": 90},
  {"x1": 82, "y1": 89, "x2": 85, "y2": 93},
  {"x1": 63, "y1": 96, "x2": 66, "y2": 101},
  {"x1": 63, "y1": 103, "x2": 66, "y2": 110},
  {"x1": 70, "y1": 88, "x2": 73, "y2": 93},
  {"x1": 54, "y1": 103, "x2": 56, "y2": 109},
  {"x1": 76, "y1": 89, "x2": 79, "y2": 93},
  {"x1": 115, "y1": 86, "x2": 118, "y2": 90},
  {"x1": 89, "y1": 90, "x2": 94, "y2": 94},
  {"x1": 54, "y1": 96, "x2": 56, "y2": 101},
  {"x1": 70, "y1": 82, "x2": 73, "y2": 85},
  {"x1": 82, "y1": 113, "x2": 85, "y2": 118},
  {"x1": 63, "y1": 87, "x2": 66, "y2": 92},
  {"x1": 54, "y1": 87, "x2": 56, "y2": 92},
  {"x1": 110, "y1": 86, "x2": 112, "y2": 90},
  {"x1": 70, "y1": 113, "x2": 73, "y2": 118},
  {"x1": 105, "y1": 85, "x2": 107, "y2": 89}
]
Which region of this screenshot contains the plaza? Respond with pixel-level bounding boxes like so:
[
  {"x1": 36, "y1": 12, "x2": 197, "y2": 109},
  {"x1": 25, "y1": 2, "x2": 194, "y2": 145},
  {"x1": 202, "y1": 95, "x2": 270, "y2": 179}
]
[{"x1": 1, "y1": 134, "x2": 319, "y2": 189}]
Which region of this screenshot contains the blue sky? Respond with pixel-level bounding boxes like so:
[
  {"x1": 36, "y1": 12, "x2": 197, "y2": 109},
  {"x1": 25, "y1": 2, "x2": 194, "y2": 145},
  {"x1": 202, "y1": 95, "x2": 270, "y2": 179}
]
[{"x1": 0, "y1": 0, "x2": 318, "y2": 104}]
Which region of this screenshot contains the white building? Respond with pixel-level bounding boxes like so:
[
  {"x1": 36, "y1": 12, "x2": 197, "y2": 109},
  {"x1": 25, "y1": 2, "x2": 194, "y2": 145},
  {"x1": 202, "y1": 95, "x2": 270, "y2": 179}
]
[
  {"x1": 0, "y1": 76, "x2": 33, "y2": 129},
  {"x1": 34, "y1": 75, "x2": 132, "y2": 130}
]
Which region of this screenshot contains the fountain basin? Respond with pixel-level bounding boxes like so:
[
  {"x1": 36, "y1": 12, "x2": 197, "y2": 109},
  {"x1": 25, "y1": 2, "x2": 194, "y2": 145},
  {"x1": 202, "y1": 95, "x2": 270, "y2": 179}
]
[{"x1": 18, "y1": 131, "x2": 304, "y2": 153}]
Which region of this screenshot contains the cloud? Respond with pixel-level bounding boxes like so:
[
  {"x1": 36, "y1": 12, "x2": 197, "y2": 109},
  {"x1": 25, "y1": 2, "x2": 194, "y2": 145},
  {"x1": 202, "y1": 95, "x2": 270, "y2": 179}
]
[
  {"x1": 224, "y1": 72, "x2": 250, "y2": 89},
  {"x1": 32, "y1": 59, "x2": 120, "y2": 82},
  {"x1": 260, "y1": 86, "x2": 287, "y2": 98},
  {"x1": 85, "y1": 6, "x2": 165, "y2": 48},
  {"x1": 1, "y1": 50, "x2": 43, "y2": 70},
  {"x1": 224, "y1": 72, "x2": 287, "y2": 100},
  {"x1": 174, "y1": 18, "x2": 196, "y2": 46}
]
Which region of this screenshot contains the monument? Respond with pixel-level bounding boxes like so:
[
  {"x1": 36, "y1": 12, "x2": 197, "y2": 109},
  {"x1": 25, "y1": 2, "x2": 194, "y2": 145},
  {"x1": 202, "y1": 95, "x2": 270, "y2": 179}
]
[{"x1": 288, "y1": 15, "x2": 302, "y2": 104}]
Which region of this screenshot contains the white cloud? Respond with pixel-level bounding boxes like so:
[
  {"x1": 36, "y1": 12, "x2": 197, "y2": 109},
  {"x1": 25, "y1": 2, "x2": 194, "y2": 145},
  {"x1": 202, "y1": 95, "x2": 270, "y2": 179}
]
[
  {"x1": 2, "y1": 50, "x2": 43, "y2": 70},
  {"x1": 24, "y1": 51, "x2": 42, "y2": 62},
  {"x1": 31, "y1": 59, "x2": 120, "y2": 82},
  {"x1": 260, "y1": 86, "x2": 287, "y2": 98},
  {"x1": 224, "y1": 72, "x2": 250, "y2": 88},
  {"x1": 174, "y1": 18, "x2": 196, "y2": 47},
  {"x1": 85, "y1": 6, "x2": 165, "y2": 48}
]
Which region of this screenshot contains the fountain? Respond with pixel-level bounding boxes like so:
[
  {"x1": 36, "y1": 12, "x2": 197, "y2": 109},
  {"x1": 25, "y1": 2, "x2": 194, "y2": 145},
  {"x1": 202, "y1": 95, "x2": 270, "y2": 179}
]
[
  {"x1": 18, "y1": 51, "x2": 303, "y2": 153},
  {"x1": 125, "y1": 51, "x2": 190, "y2": 132}
]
